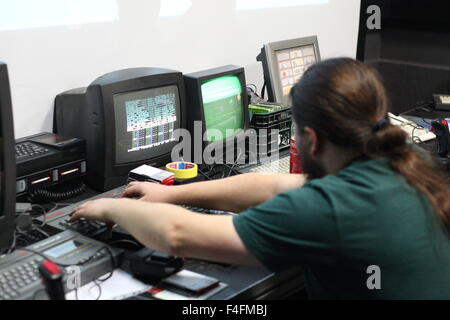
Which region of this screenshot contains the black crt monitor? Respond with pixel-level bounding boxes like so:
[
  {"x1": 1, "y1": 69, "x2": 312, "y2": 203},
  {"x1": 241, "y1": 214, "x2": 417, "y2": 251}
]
[
  {"x1": 54, "y1": 68, "x2": 186, "y2": 192},
  {"x1": 257, "y1": 36, "x2": 321, "y2": 105},
  {"x1": 0, "y1": 62, "x2": 17, "y2": 253},
  {"x1": 184, "y1": 65, "x2": 250, "y2": 164}
]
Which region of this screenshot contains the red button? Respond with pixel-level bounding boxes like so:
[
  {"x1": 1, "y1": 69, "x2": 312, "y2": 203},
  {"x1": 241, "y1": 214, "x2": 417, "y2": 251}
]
[
  {"x1": 47, "y1": 211, "x2": 63, "y2": 219},
  {"x1": 42, "y1": 260, "x2": 61, "y2": 275}
]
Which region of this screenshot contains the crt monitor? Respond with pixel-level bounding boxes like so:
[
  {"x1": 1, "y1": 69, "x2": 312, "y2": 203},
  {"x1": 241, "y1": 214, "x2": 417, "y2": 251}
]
[
  {"x1": 0, "y1": 62, "x2": 17, "y2": 253},
  {"x1": 257, "y1": 36, "x2": 321, "y2": 105},
  {"x1": 184, "y1": 65, "x2": 250, "y2": 164},
  {"x1": 54, "y1": 68, "x2": 186, "y2": 192}
]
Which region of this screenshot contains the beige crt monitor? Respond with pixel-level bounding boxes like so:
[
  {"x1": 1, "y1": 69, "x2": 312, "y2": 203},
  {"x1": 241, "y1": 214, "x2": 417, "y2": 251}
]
[{"x1": 258, "y1": 36, "x2": 321, "y2": 106}]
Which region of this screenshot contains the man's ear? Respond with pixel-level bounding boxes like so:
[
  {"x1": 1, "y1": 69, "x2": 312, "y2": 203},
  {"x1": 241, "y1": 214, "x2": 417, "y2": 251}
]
[{"x1": 303, "y1": 127, "x2": 320, "y2": 155}]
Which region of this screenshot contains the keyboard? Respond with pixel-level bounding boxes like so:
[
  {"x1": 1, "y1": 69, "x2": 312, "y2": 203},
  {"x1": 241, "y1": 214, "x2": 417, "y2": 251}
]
[
  {"x1": 15, "y1": 141, "x2": 52, "y2": 160},
  {"x1": 59, "y1": 218, "x2": 108, "y2": 238},
  {"x1": 0, "y1": 258, "x2": 42, "y2": 300},
  {"x1": 35, "y1": 186, "x2": 126, "y2": 238},
  {"x1": 182, "y1": 205, "x2": 234, "y2": 215},
  {"x1": 0, "y1": 230, "x2": 123, "y2": 300},
  {"x1": 388, "y1": 112, "x2": 436, "y2": 142},
  {"x1": 38, "y1": 185, "x2": 234, "y2": 240},
  {"x1": 108, "y1": 186, "x2": 233, "y2": 215}
]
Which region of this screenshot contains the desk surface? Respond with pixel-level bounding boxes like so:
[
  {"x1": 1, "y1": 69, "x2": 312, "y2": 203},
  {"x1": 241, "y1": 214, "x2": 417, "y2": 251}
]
[
  {"x1": 50, "y1": 184, "x2": 306, "y2": 300},
  {"x1": 138, "y1": 260, "x2": 305, "y2": 300}
]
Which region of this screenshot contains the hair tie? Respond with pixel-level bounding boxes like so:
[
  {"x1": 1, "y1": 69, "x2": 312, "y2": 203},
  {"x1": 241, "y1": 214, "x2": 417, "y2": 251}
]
[{"x1": 374, "y1": 119, "x2": 388, "y2": 132}]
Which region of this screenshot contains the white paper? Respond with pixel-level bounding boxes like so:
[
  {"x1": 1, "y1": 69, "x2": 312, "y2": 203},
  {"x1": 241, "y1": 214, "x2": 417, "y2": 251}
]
[{"x1": 66, "y1": 269, "x2": 151, "y2": 300}]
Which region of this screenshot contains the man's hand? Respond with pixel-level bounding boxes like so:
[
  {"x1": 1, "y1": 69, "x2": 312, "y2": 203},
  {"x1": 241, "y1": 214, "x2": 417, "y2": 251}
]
[
  {"x1": 69, "y1": 198, "x2": 119, "y2": 224},
  {"x1": 121, "y1": 182, "x2": 176, "y2": 203}
]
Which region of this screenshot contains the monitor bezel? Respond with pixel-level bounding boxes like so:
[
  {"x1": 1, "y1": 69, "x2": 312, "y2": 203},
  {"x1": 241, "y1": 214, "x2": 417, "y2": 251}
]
[
  {"x1": 262, "y1": 36, "x2": 321, "y2": 105},
  {"x1": 184, "y1": 65, "x2": 250, "y2": 163},
  {"x1": 0, "y1": 62, "x2": 17, "y2": 252},
  {"x1": 86, "y1": 68, "x2": 186, "y2": 190}
]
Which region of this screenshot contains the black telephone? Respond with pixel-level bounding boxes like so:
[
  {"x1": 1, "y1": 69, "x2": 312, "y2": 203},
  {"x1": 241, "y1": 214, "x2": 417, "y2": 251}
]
[{"x1": 16, "y1": 132, "x2": 86, "y2": 201}]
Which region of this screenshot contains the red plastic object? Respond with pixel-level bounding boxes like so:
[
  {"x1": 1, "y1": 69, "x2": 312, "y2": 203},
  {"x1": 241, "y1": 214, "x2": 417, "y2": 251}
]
[{"x1": 289, "y1": 126, "x2": 303, "y2": 174}]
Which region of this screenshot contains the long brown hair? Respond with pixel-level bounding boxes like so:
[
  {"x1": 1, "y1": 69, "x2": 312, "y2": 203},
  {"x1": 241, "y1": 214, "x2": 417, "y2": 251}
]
[{"x1": 290, "y1": 57, "x2": 450, "y2": 232}]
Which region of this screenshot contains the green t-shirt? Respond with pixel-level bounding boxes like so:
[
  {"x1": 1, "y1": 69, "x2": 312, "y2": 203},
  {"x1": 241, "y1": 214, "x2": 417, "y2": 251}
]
[{"x1": 233, "y1": 158, "x2": 450, "y2": 300}]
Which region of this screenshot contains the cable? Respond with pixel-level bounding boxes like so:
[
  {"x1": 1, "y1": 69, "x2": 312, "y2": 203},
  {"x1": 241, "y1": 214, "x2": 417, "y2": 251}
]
[
  {"x1": 419, "y1": 117, "x2": 432, "y2": 125},
  {"x1": 28, "y1": 182, "x2": 87, "y2": 204},
  {"x1": 246, "y1": 84, "x2": 258, "y2": 93},
  {"x1": 85, "y1": 246, "x2": 116, "y2": 300},
  {"x1": 33, "y1": 227, "x2": 50, "y2": 239},
  {"x1": 197, "y1": 168, "x2": 212, "y2": 180},
  {"x1": 399, "y1": 101, "x2": 434, "y2": 116},
  {"x1": 7, "y1": 203, "x2": 59, "y2": 252},
  {"x1": 14, "y1": 203, "x2": 72, "y2": 248},
  {"x1": 91, "y1": 280, "x2": 103, "y2": 300},
  {"x1": 199, "y1": 161, "x2": 242, "y2": 180},
  {"x1": 29, "y1": 244, "x2": 117, "y2": 300},
  {"x1": 5, "y1": 230, "x2": 17, "y2": 255},
  {"x1": 261, "y1": 81, "x2": 267, "y2": 99},
  {"x1": 198, "y1": 164, "x2": 216, "y2": 180},
  {"x1": 31, "y1": 203, "x2": 56, "y2": 227},
  {"x1": 100, "y1": 246, "x2": 116, "y2": 280},
  {"x1": 227, "y1": 149, "x2": 243, "y2": 177},
  {"x1": 107, "y1": 239, "x2": 142, "y2": 249}
]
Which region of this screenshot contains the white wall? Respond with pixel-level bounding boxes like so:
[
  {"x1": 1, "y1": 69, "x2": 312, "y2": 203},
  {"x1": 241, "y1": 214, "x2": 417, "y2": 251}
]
[{"x1": 0, "y1": 0, "x2": 361, "y2": 138}]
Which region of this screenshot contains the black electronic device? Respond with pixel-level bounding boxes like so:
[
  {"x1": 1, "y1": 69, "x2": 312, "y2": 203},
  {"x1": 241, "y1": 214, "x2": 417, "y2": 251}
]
[
  {"x1": 434, "y1": 94, "x2": 450, "y2": 111},
  {"x1": 161, "y1": 271, "x2": 220, "y2": 296},
  {"x1": 0, "y1": 230, "x2": 123, "y2": 300},
  {"x1": 15, "y1": 141, "x2": 52, "y2": 160},
  {"x1": 121, "y1": 248, "x2": 183, "y2": 281},
  {"x1": 54, "y1": 68, "x2": 187, "y2": 192},
  {"x1": 38, "y1": 260, "x2": 66, "y2": 300},
  {"x1": 431, "y1": 119, "x2": 450, "y2": 157},
  {"x1": 257, "y1": 36, "x2": 321, "y2": 105},
  {"x1": 35, "y1": 185, "x2": 126, "y2": 238},
  {"x1": 182, "y1": 205, "x2": 233, "y2": 216},
  {"x1": 15, "y1": 132, "x2": 86, "y2": 197},
  {"x1": 0, "y1": 62, "x2": 18, "y2": 253},
  {"x1": 184, "y1": 65, "x2": 250, "y2": 164}
]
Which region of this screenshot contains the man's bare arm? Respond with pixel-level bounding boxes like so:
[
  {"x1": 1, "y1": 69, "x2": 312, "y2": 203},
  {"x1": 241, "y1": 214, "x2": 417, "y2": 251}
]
[
  {"x1": 123, "y1": 173, "x2": 306, "y2": 212},
  {"x1": 70, "y1": 199, "x2": 261, "y2": 266}
]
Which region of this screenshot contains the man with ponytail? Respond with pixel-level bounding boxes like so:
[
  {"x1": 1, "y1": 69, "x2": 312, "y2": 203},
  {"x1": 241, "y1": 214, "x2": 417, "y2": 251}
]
[{"x1": 70, "y1": 58, "x2": 450, "y2": 300}]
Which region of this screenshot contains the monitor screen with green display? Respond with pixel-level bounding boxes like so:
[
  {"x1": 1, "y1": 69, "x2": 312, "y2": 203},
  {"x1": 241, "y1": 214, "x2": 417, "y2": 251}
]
[{"x1": 201, "y1": 75, "x2": 245, "y2": 142}]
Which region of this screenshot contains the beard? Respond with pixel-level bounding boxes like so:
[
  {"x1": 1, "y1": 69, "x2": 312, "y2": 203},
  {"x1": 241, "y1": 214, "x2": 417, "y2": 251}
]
[{"x1": 298, "y1": 142, "x2": 327, "y2": 181}]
